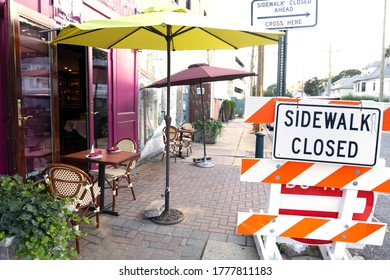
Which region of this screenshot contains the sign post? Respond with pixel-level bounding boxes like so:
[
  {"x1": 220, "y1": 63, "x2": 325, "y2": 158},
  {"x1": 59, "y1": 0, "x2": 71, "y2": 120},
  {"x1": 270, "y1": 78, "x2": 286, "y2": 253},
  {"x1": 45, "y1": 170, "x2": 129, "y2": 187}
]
[{"x1": 251, "y1": 0, "x2": 318, "y2": 97}]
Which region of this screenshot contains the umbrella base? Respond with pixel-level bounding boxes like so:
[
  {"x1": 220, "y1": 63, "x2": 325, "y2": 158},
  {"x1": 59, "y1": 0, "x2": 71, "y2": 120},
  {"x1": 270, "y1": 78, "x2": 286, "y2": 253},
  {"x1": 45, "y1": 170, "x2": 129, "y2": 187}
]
[
  {"x1": 193, "y1": 156, "x2": 211, "y2": 163},
  {"x1": 195, "y1": 160, "x2": 215, "y2": 168},
  {"x1": 149, "y1": 209, "x2": 185, "y2": 225}
]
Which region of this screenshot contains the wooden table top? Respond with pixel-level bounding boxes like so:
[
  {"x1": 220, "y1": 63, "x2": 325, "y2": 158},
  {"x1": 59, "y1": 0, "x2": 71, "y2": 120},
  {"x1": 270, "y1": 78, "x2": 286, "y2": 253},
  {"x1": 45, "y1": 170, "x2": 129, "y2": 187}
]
[{"x1": 62, "y1": 149, "x2": 139, "y2": 165}]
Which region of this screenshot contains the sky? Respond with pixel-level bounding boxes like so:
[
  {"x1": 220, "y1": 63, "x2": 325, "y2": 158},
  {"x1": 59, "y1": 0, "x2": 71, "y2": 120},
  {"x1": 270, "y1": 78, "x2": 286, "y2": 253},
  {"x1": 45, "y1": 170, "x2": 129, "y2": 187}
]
[{"x1": 208, "y1": 0, "x2": 390, "y2": 88}]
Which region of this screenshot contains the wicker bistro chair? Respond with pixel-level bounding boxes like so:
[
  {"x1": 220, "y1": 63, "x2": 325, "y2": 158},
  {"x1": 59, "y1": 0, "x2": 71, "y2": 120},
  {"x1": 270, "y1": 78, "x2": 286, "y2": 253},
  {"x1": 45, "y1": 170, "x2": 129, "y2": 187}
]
[
  {"x1": 42, "y1": 163, "x2": 100, "y2": 254},
  {"x1": 179, "y1": 122, "x2": 194, "y2": 156},
  {"x1": 161, "y1": 125, "x2": 180, "y2": 162},
  {"x1": 114, "y1": 138, "x2": 137, "y2": 169},
  {"x1": 90, "y1": 138, "x2": 138, "y2": 212},
  {"x1": 100, "y1": 156, "x2": 137, "y2": 211}
]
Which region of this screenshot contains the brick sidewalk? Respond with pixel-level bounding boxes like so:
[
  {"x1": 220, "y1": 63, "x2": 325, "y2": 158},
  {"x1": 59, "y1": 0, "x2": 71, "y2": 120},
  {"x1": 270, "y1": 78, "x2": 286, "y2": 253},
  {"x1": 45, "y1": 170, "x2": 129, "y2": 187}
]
[{"x1": 78, "y1": 119, "x2": 269, "y2": 260}]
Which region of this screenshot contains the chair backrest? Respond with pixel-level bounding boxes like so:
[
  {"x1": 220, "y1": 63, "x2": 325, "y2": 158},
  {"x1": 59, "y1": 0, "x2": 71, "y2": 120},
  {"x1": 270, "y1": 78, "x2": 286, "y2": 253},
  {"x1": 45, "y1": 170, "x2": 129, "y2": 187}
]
[
  {"x1": 115, "y1": 138, "x2": 137, "y2": 153},
  {"x1": 114, "y1": 138, "x2": 137, "y2": 167},
  {"x1": 163, "y1": 126, "x2": 178, "y2": 144},
  {"x1": 181, "y1": 122, "x2": 193, "y2": 130},
  {"x1": 42, "y1": 163, "x2": 99, "y2": 209},
  {"x1": 180, "y1": 122, "x2": 194, "y2": 138}
]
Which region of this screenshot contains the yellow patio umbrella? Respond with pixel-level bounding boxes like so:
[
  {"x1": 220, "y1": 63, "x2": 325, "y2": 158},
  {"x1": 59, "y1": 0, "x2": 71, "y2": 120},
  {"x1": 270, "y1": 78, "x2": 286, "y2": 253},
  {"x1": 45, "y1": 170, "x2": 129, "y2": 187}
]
[{"x1": 51, "y1": 5, "x2": 284, "y2": 224}]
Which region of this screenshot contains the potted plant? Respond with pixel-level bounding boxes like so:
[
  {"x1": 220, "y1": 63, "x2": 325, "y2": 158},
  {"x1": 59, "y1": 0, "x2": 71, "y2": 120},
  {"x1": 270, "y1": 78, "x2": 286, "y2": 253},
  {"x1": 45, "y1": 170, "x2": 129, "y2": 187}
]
[
  {"x1": 193, "y1": 118, "x2": 224, "y2": 144},
  {"x1": 0, "y1": 174, "x2": 80, "y2": 259}
]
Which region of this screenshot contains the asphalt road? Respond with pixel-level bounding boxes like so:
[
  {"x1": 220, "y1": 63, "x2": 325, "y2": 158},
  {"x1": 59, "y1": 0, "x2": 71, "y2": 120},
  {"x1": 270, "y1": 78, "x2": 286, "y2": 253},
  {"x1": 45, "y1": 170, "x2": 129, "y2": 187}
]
[{"x1": 348, "y1": 132, "x2": 390, "y2": 260}]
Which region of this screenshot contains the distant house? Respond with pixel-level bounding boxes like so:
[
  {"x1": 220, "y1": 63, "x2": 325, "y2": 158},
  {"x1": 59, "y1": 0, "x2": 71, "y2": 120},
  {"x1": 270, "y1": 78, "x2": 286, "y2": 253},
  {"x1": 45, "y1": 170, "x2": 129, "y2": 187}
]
[
  {"x1": 331, "y1": 76, "x2": 357, "y2": 97},
  {"x1": 331, "y1": 59, "x2": 390, "y2": 99},
  {"x1": 352, "y1": 60, "x2": 390, "y2": 99}
]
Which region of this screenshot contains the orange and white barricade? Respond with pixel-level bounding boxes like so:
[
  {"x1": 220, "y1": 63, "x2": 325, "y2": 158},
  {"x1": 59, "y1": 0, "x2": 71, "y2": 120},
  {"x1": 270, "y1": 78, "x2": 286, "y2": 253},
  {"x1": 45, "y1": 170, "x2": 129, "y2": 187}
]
[{"x1": 237, "y1": 97, "x2": 389, "y2": 260}]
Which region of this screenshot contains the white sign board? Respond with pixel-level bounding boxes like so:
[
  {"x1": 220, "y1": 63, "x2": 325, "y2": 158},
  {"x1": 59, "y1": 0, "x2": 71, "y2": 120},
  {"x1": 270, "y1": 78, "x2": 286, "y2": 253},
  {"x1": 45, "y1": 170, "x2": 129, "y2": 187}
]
[
  {"x1": 273, "y1": 103, "x2": 382, "y2": 166},
  {"x1": 251, "y1": 0, "x2": 318, "y2": 29}
]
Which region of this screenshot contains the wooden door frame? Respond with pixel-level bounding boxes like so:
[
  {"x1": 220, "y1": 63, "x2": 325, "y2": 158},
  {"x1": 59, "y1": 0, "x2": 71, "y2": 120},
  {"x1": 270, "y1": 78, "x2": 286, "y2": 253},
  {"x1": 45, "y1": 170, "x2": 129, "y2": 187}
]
[{"x1": 7, "y1": 1, "x2": 58, "y2": 179}]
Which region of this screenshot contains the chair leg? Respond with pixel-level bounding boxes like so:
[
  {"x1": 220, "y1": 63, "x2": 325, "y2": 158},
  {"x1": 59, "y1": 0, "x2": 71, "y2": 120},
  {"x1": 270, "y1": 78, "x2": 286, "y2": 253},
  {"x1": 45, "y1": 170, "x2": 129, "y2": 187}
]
[
  {"x1": 127, "y1": 175, "x2": 136, "y2": 200},
  {"x1": 112, "y1": 181, "x2": 117, "y2": 212},
  {"x1": 118, "y1": 178, "x2": 136, "y2": 200},
  {"x1": 130, "y1": 186, "x2": 136, "y2": 200},
  {"x1": 95, "y1": 211, "x2": 100, "y2": 229},
  {"x1": 95, "y1": 194, "x2": 100, "y2": 229},
  {"x1": 71, "y1": 221, "x2": 81, "y2": 254},
  {"x1": 75, "y1": 235, "x2": 80, "y2": 254}
]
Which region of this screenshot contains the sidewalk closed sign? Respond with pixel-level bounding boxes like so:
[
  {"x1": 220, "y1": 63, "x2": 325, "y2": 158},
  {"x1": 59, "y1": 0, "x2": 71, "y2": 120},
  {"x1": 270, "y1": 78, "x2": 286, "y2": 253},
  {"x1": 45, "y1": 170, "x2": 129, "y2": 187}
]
[{"x1": 273, "y1": 103, "x2": 382, "y2": 166}]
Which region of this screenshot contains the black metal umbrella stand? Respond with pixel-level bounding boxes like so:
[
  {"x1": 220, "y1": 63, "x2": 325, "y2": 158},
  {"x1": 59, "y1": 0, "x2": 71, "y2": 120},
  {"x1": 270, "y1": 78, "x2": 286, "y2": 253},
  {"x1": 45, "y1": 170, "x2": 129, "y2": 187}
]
[{"x1": 194, "y1": 81, "x2": 215, "y2": 168}]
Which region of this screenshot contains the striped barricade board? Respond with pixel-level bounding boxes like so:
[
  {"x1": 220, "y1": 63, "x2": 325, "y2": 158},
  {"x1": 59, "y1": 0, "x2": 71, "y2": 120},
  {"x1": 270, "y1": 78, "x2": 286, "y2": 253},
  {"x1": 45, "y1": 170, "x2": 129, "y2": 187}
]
[
  {"x1": 237, "y1": 212, "x2": 386, "y2": 246},
  {"x1": 237, "y1": 97, "x2": 389, "y2": 260},
  {"x1": 236, "y1": 163, "x2": 388, "y2": 259},
  {"x1": 240, "y1": 158, "x2": 390, "y2": 193},
  {"x1": 244, "y1": 96, "x2": 390, "y2": 131}
]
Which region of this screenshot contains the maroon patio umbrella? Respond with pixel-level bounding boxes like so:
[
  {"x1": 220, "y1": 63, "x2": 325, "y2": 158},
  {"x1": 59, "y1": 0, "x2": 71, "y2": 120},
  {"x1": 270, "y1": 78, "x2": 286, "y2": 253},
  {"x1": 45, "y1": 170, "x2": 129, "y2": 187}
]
[{"x1": 144, "y1": 63, "x2": 256, "y2": 168}]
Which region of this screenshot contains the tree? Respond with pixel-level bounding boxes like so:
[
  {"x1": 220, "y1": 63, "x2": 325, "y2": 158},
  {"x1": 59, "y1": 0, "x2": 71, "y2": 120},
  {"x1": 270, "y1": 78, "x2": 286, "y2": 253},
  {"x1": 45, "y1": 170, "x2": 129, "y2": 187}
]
[
  {"x1": 264, "y1": 83, "x2": 277, "y2": 96},
  {"x1": 333, "y1": 69, "x2": 361, "y2": 83},
  {"x1": 304, "y1": 77, "x2": 325, "y2": 96}
]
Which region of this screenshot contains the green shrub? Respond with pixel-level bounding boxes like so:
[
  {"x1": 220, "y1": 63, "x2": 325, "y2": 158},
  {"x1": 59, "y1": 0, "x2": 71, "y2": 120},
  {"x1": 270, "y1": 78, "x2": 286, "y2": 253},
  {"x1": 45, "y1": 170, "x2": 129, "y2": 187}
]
[
  {"x1": 0, "y1": 175, "x2": 79, "y2": 259},
  {"x1": 341, "y1": 93, "x2": 389, "y2": 102},
  {"x1": 221, "y1": 100, "x2": 231, "y2": 122},
  {"x1": 193, "y1": 119, "x2": 224, "y2": 143},
  {"x1": 229, "y1": 100, "x2": 236, "y2": 120}
]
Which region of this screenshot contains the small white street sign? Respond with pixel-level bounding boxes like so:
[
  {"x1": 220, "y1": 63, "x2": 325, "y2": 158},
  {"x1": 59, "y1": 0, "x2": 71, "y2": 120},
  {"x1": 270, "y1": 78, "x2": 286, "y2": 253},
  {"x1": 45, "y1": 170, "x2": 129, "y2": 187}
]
[
  {"x1": 251, "y1": 0, "x2": 318, "y2": 29},
  {"x1": 273, "y1": 103, "x2": 382, "y2": 166}
]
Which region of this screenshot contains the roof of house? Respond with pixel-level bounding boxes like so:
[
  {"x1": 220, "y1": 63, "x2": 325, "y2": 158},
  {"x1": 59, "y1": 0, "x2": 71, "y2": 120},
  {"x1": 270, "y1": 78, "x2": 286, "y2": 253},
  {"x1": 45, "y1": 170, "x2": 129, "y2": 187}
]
[
  {"x1": 354, "y1": 60, "x2": 390, "y2": 82},
  {"x1": 332, "y1": 76, "x2": 359, "y2": 89}
]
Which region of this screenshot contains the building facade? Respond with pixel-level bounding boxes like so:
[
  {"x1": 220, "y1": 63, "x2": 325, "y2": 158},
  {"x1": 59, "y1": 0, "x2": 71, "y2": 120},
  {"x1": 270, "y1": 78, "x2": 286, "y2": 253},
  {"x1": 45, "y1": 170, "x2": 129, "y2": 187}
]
[
  {"x1": 331, "y1": 60, "x2": 390, "y2": 99},
  {"x1": 0, "y1": 0, "x2": 138, "y2": 180},
  {"x1": 136, "y1": 0, "x2": 253, "y2": 160},
  {"x1": 353, "y1": 60, "x2": 390, "y2": 100}
]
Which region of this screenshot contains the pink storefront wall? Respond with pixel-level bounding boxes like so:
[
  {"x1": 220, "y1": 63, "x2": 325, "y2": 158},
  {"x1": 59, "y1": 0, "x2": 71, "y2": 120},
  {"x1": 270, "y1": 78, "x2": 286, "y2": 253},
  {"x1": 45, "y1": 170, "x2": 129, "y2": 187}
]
[{"x1": 0, "y1": 0, "x2": 138, "y2": 174}]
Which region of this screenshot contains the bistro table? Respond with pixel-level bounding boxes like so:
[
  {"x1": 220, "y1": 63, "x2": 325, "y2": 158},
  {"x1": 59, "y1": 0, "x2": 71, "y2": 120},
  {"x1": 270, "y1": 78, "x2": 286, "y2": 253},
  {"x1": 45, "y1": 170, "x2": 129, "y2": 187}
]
[{"x1": 62, "y1": 149, "x2": 139, "y2": 216}]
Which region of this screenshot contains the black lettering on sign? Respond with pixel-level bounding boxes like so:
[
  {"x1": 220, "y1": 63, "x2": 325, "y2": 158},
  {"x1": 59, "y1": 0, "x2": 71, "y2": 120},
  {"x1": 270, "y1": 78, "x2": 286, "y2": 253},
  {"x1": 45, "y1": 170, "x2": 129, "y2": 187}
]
[
  {"x1": 284, "y1": 110, "x2": 374, "y2": 132},
  {"x1": 290, "y1": 138, "x2": 359, "y2": 159}
]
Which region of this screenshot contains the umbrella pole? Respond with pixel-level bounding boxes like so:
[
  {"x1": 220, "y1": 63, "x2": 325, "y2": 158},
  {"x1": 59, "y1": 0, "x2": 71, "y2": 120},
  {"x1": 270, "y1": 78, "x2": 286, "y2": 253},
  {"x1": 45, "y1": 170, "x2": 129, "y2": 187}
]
[
  {"x1": 164, "y1": 29, "x2": 172, "y2": 215},
  {"x1": 201, "y1": 83, "x2": 207, "y2": 159},
  {"x1": 150, "y1": 25, "x2": 184, "y2": 225},
  {"x1": 195, "y1": 82, "x2": 215, "y2": 168}
]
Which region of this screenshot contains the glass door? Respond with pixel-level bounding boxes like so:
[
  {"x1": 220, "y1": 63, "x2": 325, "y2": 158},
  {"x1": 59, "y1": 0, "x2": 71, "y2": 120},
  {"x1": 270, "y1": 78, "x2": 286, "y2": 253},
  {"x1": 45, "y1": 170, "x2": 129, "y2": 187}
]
[
  {"x1": 91, "y1": 48, "x2": 108, "y2": 149},
  {"x1": 19, "y1": 17, "x2": 53, "y2": 179}
]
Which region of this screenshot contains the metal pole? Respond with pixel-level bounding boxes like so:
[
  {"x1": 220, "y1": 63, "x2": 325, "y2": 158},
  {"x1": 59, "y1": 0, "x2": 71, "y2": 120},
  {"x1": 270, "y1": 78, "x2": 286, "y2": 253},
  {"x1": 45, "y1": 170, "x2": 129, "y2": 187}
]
[
  {"x1": 164, "y1": 26, "x2": 172, "y2": 213},
  {"x1": 276, "y1": 30, "x2": 288, "y2": 96},
  {"x1": 196, "y1": 82, "x2": 215, "y2": 168},
  {"x1": 255, "y1": 132, "x2": 265, "y2": 158},
  {"x1": 250, "y1": 46, "x2": 255, "y2": 96},
  {"x1": 255, "y1": 46, "x2": 264, "y2": 132},
  {"x1": 379, "y1": 0, "x2": 387, "y2": 102},
  {"x1": 199, "y1": 82, "x2": 207, "y2": 161},
  {"x1": 257, "y1": 46, "x2": 264, "y2": 97},
  {"x1": 327, "y1": 43, "x2": 332, "y2": 96}
]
